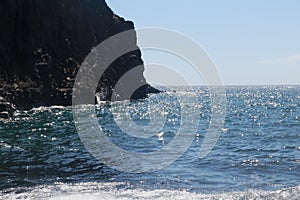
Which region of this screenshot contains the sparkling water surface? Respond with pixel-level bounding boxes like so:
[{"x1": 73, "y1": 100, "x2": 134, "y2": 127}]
[{"x1": 0, "y1": 86, "x2": 299, "y2": 199}]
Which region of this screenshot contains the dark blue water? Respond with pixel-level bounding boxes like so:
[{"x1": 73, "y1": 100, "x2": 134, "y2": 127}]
[{"x1": 0, "y1": 86, "x2": 299, "y2": 199}]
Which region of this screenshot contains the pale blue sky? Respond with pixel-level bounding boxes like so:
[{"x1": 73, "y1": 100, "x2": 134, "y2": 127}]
[{"x1": 106, "y1": 0, "x2": 300, "y2": 85}]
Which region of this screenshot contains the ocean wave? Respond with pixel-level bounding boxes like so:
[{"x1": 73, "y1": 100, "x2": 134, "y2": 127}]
[{"x1": 1, "y1": 182, "x2": 299, "y2": 200}]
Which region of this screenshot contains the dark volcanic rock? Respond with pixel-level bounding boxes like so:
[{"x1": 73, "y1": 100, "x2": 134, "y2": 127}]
[
  {"x1": 0, "y1": 96, "x2": 15, "y2": 119},
  {"x1": 0, "y1": 0, "x2": 159, "y2": 113}
]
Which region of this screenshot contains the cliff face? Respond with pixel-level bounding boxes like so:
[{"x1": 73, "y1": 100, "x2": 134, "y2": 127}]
[{"x1": 0, "y1": 0, "x2": 158, "y2": 116}]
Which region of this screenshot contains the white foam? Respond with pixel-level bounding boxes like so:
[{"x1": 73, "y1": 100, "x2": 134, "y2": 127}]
[{"x1": 1, "y1": 182, "x2": 299, "y2": 200}]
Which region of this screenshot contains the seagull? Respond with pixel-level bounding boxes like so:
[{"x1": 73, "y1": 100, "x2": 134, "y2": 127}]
[{"x1": 157, "y1": 131, "x2": 164, "y2": 141}]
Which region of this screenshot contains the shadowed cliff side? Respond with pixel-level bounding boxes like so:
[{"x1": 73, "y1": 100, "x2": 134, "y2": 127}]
[{"x1": 0, "y1": 0, "x2": 159, "y2": 117}]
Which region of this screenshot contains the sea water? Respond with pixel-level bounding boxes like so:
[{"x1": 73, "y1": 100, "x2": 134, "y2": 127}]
[{"x1": 0, "y1": 86, "x2": 299, "y2": 199}]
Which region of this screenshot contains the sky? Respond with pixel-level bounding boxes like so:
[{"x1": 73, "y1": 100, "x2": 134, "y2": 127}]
[{"x1": 106, "y1": 0, "x2": 300, "y2": 85}]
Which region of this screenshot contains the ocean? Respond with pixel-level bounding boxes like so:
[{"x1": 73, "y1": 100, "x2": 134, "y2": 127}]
[{"x1": 0, "y1": 86, "x2": 299, "y2": 199}]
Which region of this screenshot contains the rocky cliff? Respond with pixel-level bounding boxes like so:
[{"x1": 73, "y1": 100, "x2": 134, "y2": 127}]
[{"x1": 0, "y1": 0, "x2": 158, "y2": 118}]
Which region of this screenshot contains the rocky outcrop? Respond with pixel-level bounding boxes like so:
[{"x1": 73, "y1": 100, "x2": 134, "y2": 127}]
[
  {"x1": 0, "y1": 0, "x2": 158, "y2": 118},
  {"x1": 0, "y1": 96, "x2": 15, "y2": 119}
]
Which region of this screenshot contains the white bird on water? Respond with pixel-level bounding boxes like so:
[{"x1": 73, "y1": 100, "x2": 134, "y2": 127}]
[{"x1": 157, "y1": 131, "x2": 164, "y2": 141}]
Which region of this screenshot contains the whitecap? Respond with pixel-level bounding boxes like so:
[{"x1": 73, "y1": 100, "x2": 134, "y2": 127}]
[{"x1": 1, "y1": 182, "x2": 299, "y2": 200}]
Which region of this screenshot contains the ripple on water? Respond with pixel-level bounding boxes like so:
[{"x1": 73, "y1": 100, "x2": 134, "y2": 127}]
[{"x1": 0, "y1": 86, "x2": 299, "y2": 195}]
